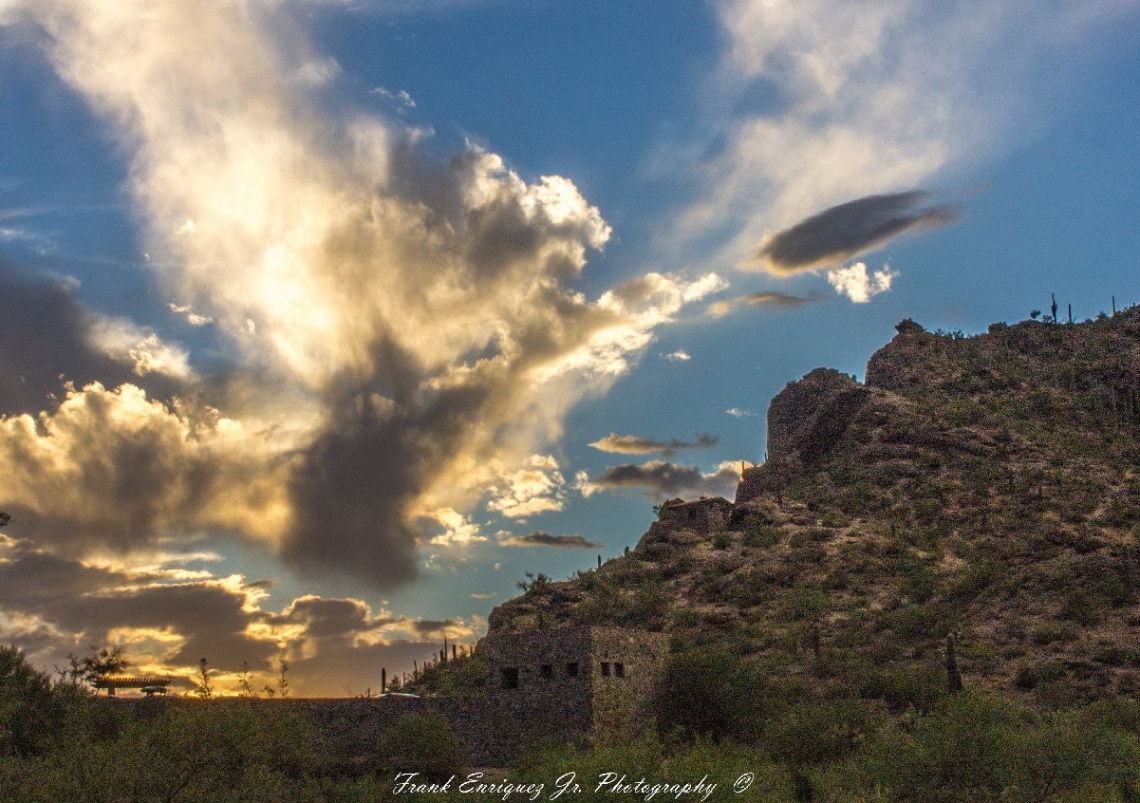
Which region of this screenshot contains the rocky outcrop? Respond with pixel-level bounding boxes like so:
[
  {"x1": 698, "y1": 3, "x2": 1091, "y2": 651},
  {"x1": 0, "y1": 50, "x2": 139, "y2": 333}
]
[{"x1": 489, "y1": 309, "x2": 1140, "y2": 708}]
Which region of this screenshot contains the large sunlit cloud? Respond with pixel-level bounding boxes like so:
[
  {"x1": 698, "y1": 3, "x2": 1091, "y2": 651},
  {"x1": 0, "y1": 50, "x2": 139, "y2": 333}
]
[
  {"x1": 0, "y1": 381, "x2": 293, "y2": 554},
  {"x1": 3, "y1": 0, "x2": 722, "y2": 590},
  {"x1": 576, "y1": 460, "x2": 742, "y2": 501},
  {"x1": 667, "y1": 0, "x2": 1140, "y2": 274}
]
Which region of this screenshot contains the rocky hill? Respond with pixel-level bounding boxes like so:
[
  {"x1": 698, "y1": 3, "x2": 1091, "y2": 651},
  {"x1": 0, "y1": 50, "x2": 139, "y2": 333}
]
[{"x1": 489, "y1": 310, "x2": 1140, "y2": 708}]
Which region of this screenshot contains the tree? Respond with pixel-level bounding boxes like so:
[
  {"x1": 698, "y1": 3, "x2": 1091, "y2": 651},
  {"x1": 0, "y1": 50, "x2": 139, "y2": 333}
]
[
  {"x1": 193, "y1": 657, "x2": 214, "y2": 699},
  {"x1": 516, "y1": 572, "x2": 551, "y2": 593},
  {"x1": 61, "y1": 646, "x2": 128, "y2": 693},
  {"x1": 0, "y1": 644, "x2": 55, "y2": 756}
]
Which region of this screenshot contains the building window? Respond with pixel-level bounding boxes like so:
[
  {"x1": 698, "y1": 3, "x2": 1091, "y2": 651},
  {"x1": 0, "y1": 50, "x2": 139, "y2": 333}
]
[
  {"x1": 615, "y1": 662, "x2": 625, "y2": 678},
  {"x1": 501, "y1": 667, "x2": 519, "y2": 689},
  {"x1": 541, "y1": 664, "x2": 553, "y2": 679},
  {"x1": 601, "y1": 662, "x2": 611, "y2": 677},
  {"x1": 566, "y1": 662, "x2": 579, "y2": 677}
]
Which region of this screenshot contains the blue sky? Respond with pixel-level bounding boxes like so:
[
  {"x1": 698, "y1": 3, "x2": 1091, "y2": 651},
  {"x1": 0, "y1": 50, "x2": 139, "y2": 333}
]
[{"x1": 1, "y1": 0, "x2": 1138, "y2": 695}]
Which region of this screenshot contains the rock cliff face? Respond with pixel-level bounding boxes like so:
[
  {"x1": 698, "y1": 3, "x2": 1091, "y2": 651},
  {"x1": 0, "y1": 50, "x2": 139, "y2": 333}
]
[{"x1": 490, "y1": 310, "x2": 1140, "y2": 707}]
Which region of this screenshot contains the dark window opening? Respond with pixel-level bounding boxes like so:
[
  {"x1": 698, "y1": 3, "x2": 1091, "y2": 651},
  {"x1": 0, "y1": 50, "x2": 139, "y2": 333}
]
[
  {"x1": 541, "y1": 664, "x2": 553, "y2": 679},
  {"x1": 501, "y1": 667, "x2": 519, "y2": 689},
  {"x1": 601, "y1": 662, "x2": 611, "y2": 677},
  {"x1": 566, "y1": 662, "x2": 579, "y2": 677},
  {"x1": 615, "y1": 662, "x2": 625, "y2": 678}
]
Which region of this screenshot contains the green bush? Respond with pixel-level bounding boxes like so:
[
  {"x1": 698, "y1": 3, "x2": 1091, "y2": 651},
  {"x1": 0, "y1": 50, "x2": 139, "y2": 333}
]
[
  {"x1": 377, "y1": 713, "x2": 466, "y2": 782},
  {"x1": 858, "y1": 694, "x2": 1140, "y2": 802},
  {"x1": 656, "y1": 649, "x2": 770, "y2": 743},
  {"x1": 0, "y1": 645, "x2": 56, "y2": 758}
]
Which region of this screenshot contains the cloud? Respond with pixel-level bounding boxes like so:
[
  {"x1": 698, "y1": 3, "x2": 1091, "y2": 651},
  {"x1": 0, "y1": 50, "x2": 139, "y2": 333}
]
[
  {"x1": 577, "y1": 460, "x2": 742, "y2": 501},
  {"x1": 588, "y1": 432, "x2": 717, "y2": 457},
  {"x1": 743, "y1": 191, "x2": 957, "y2": 274},
  {"x1": 0, "y1": 535, "x2": 465, "y2": 695},
  {"x1": 0, "y1": 381, "x2": 292, "y2": 554},
  {"x1": 665, "y1": 0, "x2": 1140, "y2": 270},
  {"x1": 0, "y1": 268, "x2": 184, "y2": 417},
  {"x1": 168, "y1": 302, "x2": 214, "y2": 326},
  {"x1": 826, "y1": 262, "x2": 897, "y2": 303},
  {"x1": 726, "y1": 408, "x2": 754, "y2": 418},
  {"x1": 485, "y1": 455, "x2": 566, "y2": 519},
  {"x1": 663, "y1": 350, "x2": 690, "y2": 361},
  {"x1": 428, "y1": 507, "x2": 486, "y2": 546},
  {"x1": 500, "y1": 532, "x2": 602, "y2": 549},
  {"x1": 5, "y1": 0, "x2": 722, "y2": 590},
  {"x1": 371, "y1": 87, "x2": 416, "y2": 109},
  {"x1": 708, "y1": 290, "x2": 828, "y2": 318}
]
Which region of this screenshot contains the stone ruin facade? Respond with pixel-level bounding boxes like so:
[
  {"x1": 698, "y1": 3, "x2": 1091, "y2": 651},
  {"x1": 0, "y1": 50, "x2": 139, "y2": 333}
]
[{"x1": 457, "y1": 625, "x2": 670, "y2": 763}]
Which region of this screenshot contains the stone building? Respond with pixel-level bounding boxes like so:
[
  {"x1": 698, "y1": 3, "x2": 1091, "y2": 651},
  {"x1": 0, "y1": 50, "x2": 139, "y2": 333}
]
[{"x1": 444, "y1": 626, "x2": 670, "y2": 764}]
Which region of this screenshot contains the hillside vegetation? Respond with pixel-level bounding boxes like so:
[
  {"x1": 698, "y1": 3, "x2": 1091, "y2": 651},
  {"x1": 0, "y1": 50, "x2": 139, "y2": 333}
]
[
  {"x1": 494, "y1": 311, "x2": 1140, "y2": 709},
  {"x1": 467, "y1": 313, "x2": 1140, "y2": 803}
]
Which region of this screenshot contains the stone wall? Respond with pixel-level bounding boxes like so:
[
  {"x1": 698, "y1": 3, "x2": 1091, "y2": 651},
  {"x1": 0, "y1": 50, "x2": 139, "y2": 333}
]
[{"x1": 115, "y1": 626, "x2": 669, "y2": 768}]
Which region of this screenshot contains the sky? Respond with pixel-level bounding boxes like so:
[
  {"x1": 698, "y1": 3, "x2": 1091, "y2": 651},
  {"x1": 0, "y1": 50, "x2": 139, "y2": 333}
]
[{"x1": 1, "y1": 0, "x2": 1138, "y2": 696}]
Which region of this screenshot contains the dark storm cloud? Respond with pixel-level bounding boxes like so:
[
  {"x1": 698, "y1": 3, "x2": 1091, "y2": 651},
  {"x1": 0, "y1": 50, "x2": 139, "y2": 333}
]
[
  {"x1": 0, "y1": 265, "x2": 180, "y2": 416},
  {"x1": 282, "y1": 345, "x2": 494, "y2": 589},
  {"x1": 583, "y1": 460, "x2": 740, "y2": 500},
  {"x1": 272, "y1": 596, "x2": 395, "y2": 640},
  {"x1": 589, "y1": 433, "x2": 717, "y2": 457},
  {"x1": 501, "y1": 532, "x2": 602, "y2": 549},
  {"x1": 411, "y1": 618, "x2": 458, "y2": 636},
  {"x1": 0, "y1": 544, "x2": 276, "y2": 670},
  {"x1": 745, "y1": 191, "x2": 958, "y2": 274}
]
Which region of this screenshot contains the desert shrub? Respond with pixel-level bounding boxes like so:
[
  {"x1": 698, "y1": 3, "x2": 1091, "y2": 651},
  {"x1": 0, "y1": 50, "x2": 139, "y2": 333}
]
[
  {"x1": 656, "y1": 649, "x2": 770, "y2": 743},
  {"x1": 377, "y1": 713, "x2": 465, "y2": 783},
  {"x1": 859, "y1": 663, "x2": 947, "y2": 714},
  {"x1": 781, "y1": 585, "x2": 828, "y2": 622},
  {"x1": 762, "y1": 699, "x2": 884, "y2": 801},
  {"x1": 858, "y1": 694, "x2": 1140, "y2": 802},
  {"x1": 742, "y1": 524, "x2": 782, "y2": 549},
  {"x1": 0, "y1": 645, "x2": 57, "y2": 758},
  {"x1": 788, "y1": 528, "x2": 834, "y2": 548},
  {"x1": 0, "y1": 699, "x2": 318, "y2": 803}
]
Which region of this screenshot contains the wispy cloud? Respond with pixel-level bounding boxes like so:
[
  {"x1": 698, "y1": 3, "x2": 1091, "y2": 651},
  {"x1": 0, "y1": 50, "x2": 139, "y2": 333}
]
[
  {"x1": 589, "y1": 432, "x2": 717, "y2": 458},
  {"x1": 665, "y1": 0, "x2": 1139, "y2": 273},
  {"x1": 708, "y1": 290, "x2": 828, "y2": 317},
  {"x1": 500, "y1": 532, "x2": 602, "y2": 549},
  {"x1": 577, "y1": 460, "x2": 741, "y2": 501}
]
